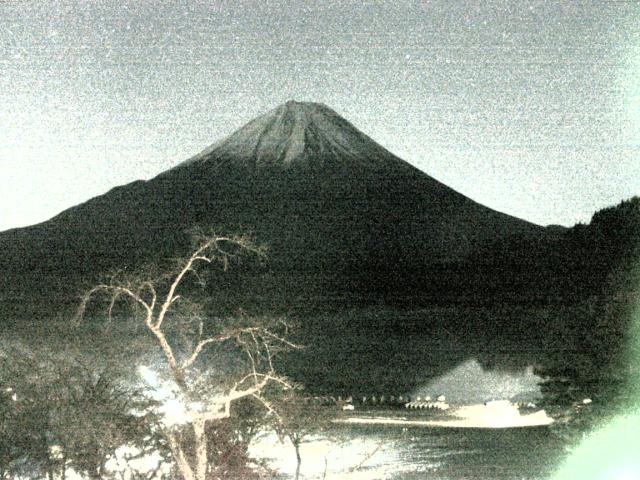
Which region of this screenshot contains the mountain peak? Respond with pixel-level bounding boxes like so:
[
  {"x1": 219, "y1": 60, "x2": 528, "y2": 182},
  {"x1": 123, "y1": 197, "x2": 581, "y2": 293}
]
[
  {"x1": 182, "y1": 101, "x2": 400, "y2": 172},
  {"x1": 283, "y1": 99, "x2": 321, "y2": 108}
]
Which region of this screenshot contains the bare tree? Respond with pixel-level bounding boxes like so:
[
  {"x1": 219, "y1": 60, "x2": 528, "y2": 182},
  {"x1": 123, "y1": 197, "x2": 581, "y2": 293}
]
[
  {"x1": 272, "y1": 392, "x2": 330, "y2": 480},
  {"x1": 74, "y1": 232, "x2": 299, "y2": 480}
]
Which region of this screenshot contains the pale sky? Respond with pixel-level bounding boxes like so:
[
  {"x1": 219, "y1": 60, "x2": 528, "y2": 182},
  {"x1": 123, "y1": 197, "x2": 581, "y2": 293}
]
[{"x1": 1, "y1": 0, "x2": 639, "y2": 232}]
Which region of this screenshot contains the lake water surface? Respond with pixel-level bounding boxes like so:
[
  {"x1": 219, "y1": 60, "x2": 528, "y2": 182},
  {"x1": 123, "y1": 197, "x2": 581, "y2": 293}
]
[{"x1": 251, "y1": 422, "x2": 567, "y2": 480}]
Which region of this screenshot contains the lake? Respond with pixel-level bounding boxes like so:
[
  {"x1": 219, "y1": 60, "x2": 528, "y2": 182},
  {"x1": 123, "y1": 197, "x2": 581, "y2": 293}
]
[{"x1": 251, "y1": 422, "x2": 567, "y2": 480}]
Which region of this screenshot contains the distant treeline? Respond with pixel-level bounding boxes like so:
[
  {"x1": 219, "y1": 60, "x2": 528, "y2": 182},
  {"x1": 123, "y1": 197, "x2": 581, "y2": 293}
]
[
  {"x1": 346, "y1": 196, "x2": 640, "y2": 308},
  {"x1": 532, "y1": 197, "x2": 639, "y2": 430},
  {"x1": 468, "y1": 196, "x2": 640, "y2": 301}
]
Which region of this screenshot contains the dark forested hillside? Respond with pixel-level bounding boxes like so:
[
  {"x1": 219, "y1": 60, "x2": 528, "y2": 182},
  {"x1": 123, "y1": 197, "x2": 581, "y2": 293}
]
[{"x1": 531, "y1": 197, "x2": 640, "y2": 426}]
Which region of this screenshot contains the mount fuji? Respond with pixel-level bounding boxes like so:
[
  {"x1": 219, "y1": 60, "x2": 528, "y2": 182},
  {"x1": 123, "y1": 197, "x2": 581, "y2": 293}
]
[{"x1": 0, "y1": 101, "x2": 547, "y2": 316}]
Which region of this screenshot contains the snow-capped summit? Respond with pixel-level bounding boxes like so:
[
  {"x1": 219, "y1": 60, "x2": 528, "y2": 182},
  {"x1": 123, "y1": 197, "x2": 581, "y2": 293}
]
[{"x1": 182, "y1": 100, "x2": 406, "y2": 172}]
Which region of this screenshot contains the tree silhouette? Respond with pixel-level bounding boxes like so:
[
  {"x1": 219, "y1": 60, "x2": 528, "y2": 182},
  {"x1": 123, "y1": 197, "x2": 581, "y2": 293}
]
[{"x1": 74, "y1": 231, "x2": 299, "y2": 480}]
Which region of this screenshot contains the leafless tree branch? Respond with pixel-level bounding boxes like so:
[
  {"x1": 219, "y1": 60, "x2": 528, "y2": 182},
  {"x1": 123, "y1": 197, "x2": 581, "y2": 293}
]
[{"x1": 73, "y1": 232, "x2": 292, "y2": 480}]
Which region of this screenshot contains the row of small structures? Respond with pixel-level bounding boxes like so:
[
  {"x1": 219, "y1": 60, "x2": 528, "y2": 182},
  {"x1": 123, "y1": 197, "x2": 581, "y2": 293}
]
[{"x1": 302, "y1": 394, "x2": 450, "y2": 410}]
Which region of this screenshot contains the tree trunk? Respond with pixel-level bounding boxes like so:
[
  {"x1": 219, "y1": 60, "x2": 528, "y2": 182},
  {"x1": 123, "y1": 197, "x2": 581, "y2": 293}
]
[
  {"x1": 293, "y1": 437, "x2": 302, "y2": 480},
  {"x1": 88, "y1": 467, "x2": 102, "y2": 480},
  {"x1": 166, "y1": 432, "x2": 196, "y2": 480},
  {"x1": 193, "y1": 417, "x2": 208, "y2": 480}
]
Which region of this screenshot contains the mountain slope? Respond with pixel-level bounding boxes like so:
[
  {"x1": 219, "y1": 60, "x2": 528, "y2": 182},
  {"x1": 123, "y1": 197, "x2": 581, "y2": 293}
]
[{"x1": 0, "y1": 101, "x2": 546, "y2": 314}]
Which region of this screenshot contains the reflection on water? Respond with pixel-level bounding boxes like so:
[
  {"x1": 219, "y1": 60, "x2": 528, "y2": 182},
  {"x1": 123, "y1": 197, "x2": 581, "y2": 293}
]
[
  {"x1": 337, "y1": 402, "x2": 554, "y2": 429},
  {"x1": 250, "y1": 423, "x2": 565, "y2": 480}
]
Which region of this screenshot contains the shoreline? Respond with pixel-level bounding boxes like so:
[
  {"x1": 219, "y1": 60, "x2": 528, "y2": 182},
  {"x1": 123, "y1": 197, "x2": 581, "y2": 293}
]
[
  {"x1": 333, "y1": 404, "x2": 554, "y2": 429},
  {"x1": 333, "y1": 416, "x2": 553, "y2": 429}
]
